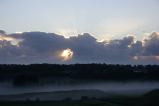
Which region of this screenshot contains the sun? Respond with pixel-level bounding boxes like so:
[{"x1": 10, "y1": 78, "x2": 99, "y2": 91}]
[{"x1": 61, "y1": 48, "x2": 73, "y2": 61}]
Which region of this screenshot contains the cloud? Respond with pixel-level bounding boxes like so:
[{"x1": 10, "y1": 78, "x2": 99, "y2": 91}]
[
  {"x1": 143, "y1": 32, "x2": 159, "y2": 55},
  {"x1": 0, "y1": 30, "x2": 6, "y2": 34},
  {"x1": 0, "y1": 30, "x2": 159, "y2": 64}
]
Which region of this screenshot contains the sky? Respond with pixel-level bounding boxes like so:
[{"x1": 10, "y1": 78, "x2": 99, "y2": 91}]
[
  {"x1": 0, "y1": 0, "x2": 159, "y2": 39},
  {"x1": 0, "y1": 0, "x2": 159, "y2": 64}
]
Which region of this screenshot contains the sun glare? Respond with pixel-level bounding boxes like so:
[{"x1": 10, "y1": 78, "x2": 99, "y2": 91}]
[{"x1": 61, "y1": 48, "x2": 73, "y2": 61}]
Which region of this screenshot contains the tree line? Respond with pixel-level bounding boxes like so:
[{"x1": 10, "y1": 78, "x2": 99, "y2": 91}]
[{"x1": 0, "y1": 64, "x2": 159, "y2": 81}]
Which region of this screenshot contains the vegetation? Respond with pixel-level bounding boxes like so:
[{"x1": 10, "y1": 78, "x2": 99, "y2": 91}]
[
  {"x1": 0, "y1": 89, "x2": 159, "y2": 106},
  {"x1": 0, "y1": 64, "x2": 159, "y2": 84},
  {"x1": 0, "y1": 64, "x2": 159, "y2": 105}
]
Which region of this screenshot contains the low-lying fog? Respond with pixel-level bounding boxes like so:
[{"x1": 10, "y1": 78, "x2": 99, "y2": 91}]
[{"x1": 0, "y1": 78, "x2": 159, "y2": 96}]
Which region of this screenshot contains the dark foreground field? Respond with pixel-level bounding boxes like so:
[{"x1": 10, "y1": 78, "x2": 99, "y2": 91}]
[
  {"x1": 0, "y1": 64, "x2": 159, "y2": 106},
  {"x1": 0, "y1": 98, "x2": 158, "y2": 106},
  {"x1": 0, "y1": 89, "x2": 159, "y2": 106}
]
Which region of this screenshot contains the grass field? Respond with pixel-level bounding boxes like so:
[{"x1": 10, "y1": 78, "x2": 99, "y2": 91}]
[
  {"x1": 0, "y1": 96, "x2": 158, "y2": 106},
  {"x1": 0, "y1": 89, "x2": 159, "y2": 106}
]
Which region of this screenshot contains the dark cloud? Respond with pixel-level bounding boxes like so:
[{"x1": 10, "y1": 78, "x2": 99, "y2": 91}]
[
  {"x1": 144, "y1": 32, "x2": 159, "y2": 55},
  {"x1": 19, "y1": 32, "x2": 67, "y2": 52},
  {"x1": 68, "y1": 33, "x2": 104, "y2": 62},
  {"x1": 0, "y1": 30, "x2": 6, "y2": 34},
  {"x1": 0, "y1": 30, "x2": 159, "y2": 64}
]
